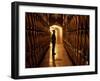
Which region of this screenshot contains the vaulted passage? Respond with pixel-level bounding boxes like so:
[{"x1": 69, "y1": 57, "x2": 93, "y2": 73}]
[
  {"x1": 25, "y1": 13, "x2": 89, "y2": 68},
  {"x1": 40, "y1": 25, "x2": 72, "y2": 67}
]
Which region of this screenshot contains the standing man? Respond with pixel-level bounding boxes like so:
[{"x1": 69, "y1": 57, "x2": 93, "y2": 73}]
[{"x1": 52, "y1": 30, "x2": 56, "y2": 55}]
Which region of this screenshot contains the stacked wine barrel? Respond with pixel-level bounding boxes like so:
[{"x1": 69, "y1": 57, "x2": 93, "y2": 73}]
[
  {"x1": 25, "y1": 13, "x2": 50, "y2": 68},
  {"x1": 63, "y1": 15, "x2": 89, "y2": 65}
]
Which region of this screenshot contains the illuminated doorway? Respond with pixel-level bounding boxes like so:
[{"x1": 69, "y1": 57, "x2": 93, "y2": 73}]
[{"x1": 50, "y1": 25, "x2": 63, "y2": 44}]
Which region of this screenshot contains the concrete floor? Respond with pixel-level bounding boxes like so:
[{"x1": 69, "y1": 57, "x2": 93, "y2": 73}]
[{"x1": 39, "y1": 43, "x2": 73, "y2": 67}]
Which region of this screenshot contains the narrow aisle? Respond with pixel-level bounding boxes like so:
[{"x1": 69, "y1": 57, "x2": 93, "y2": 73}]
[{"x1": 39, "y1": 43, "x2": 73, "y2": 67}]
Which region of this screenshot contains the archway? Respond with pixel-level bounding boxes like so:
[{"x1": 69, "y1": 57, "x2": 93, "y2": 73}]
[{"x1": 50, "y1": 25, "x2": 63, "y2": 44}]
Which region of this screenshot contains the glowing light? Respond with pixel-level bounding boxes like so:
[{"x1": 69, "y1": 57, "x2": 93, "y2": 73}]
[{"x1": 49, "y1": 25, "x2": 63, "y2": 66}]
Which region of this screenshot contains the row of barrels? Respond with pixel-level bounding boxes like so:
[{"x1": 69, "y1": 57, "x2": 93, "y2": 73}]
[
  {"x1": 25, "y1": 13, "x2": 50, "y2": 68},
  {"x1": 63, "y1": 15, "x2": 89, "y2": 65},
  {"x1": 64, "y1": 30, "x2": 89, "y2": 65}
]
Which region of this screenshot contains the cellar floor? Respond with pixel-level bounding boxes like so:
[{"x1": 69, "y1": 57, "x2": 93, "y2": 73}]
[{"x1": 39, "y1": 43, "x2": 73, "y2": 67}]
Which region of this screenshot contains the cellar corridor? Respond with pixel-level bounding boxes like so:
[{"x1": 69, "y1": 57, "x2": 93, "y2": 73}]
[
  {"x1": 40, "y1": 25, "x2": 72, "y2": 67},
  {"x1": 25, "y1": 13, "x2": 89, "y2": 68},
  {"x1": 39, "y1": 43, "x2": 73, "y2": 67}
]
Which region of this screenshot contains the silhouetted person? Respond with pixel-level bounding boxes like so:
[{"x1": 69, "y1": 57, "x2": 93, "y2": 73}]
[{"x1": 51, "y1": 30, "x2": 56, "y2": 55}]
